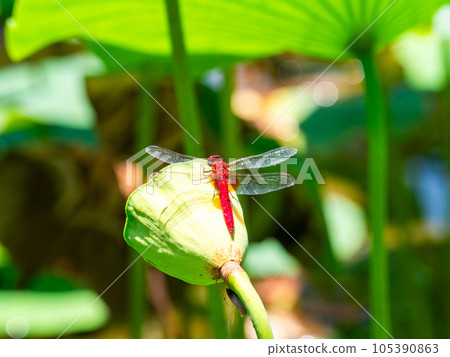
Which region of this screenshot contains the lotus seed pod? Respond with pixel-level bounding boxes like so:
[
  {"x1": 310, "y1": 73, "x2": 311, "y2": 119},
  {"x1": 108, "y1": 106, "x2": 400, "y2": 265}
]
[{"x1": 123, "y1": 159, "x2": 248, "y2": 285}]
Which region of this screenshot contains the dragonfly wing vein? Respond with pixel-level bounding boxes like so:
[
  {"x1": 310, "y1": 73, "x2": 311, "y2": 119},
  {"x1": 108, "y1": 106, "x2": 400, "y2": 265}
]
[
  {"x1": 228, "y1": 146, "x2": 297, "y2": 170},
  {"x1": 235, "y1": 173, "x2": 295, "y2": 195},
  {"x1": 146, "y1": 145, "x2": 197, "y2": 164}
]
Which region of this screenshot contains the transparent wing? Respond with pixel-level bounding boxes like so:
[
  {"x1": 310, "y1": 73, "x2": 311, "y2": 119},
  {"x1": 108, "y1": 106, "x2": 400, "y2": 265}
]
[
  {"x1": 228, "y1": 146, "x2": 297, "y2": 170},
  {"x1": 146, "y1": 145, "x2": 198, "y2": 164},
  {"x1": 234, "y1": 173, "x2": 295, "y2": 195}
]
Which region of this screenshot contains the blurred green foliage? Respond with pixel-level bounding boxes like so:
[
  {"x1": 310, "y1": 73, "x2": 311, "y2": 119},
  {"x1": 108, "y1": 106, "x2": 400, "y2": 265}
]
[
  {"x1": 0, "y1": 289, "x2": 109, "y2": 337},
  {"x1": 243, "y1": 238, "x2": 301, "y2": 279},
  {"x1": 0, "y1": 53, "x2": 103, "y2": 133}
]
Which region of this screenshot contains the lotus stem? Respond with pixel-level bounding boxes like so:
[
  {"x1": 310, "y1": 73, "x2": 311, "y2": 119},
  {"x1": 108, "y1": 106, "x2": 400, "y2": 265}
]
[
  {"x1": 219, "y1": 67, "x2": 244, "y2": 159},
  {"x1": 221, "y1": 261, "x2": 273, "y2": 339},
  {"x1": 128, "y1": 73, "x2": 154, "y2": 338},
  {"x1": 360, "y1": 51, "x2": 391, "y2": 338},
  {"x1": 207, "y1": 285, "x2": 228, "y2": 339},
  {"x1": 164, "y1": 0, "x2": 204, "y2": 157}
]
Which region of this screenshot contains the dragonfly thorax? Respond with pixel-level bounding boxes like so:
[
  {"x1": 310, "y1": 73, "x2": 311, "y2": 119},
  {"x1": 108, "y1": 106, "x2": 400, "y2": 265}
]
[{"x1": 207, "y1": 156, "x2": 229, "y2": 180}]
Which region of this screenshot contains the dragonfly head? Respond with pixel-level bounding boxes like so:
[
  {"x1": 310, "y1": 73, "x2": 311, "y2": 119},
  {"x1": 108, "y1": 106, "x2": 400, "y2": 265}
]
[{"x1": 207, "y1": 155, "x2": 223, "y2": 166}]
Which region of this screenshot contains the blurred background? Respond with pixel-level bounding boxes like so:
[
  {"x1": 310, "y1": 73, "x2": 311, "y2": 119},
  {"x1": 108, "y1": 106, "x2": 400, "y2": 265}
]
[{"x1": 0, "y1": 0, "x2": 449, "y2": 339}]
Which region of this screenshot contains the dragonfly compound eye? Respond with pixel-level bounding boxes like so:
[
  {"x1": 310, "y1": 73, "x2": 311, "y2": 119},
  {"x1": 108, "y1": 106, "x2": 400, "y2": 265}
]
[{"x1": 207, "y1": 155, "x2": 222, "y2": 166}]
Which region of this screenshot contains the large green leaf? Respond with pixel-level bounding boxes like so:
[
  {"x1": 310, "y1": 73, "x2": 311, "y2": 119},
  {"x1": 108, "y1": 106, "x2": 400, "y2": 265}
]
[{"x1": 6, "y1": 0, "x2": 446, "y2": 69}]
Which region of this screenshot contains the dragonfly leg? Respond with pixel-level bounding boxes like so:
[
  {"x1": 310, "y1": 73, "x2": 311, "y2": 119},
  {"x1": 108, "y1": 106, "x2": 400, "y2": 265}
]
[
  {"x1": 210, "y1": 189, "x2": 221, "y2": 205},
  {"x1": 191, "y1": 174, "x2": 210, "y2": 184},
  {"x1": 202, "y1": 169, "x2": 212, "y2": 179}
]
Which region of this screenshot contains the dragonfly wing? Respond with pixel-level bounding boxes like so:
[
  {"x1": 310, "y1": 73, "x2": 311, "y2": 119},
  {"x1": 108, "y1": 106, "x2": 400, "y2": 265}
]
[
  {"x1": 146, "y1": 145, "x2": 198, "y2": 164},
  {"x1": 235, "y1": 173, "x2": 295, "y2": 195},
  {"x1": 228, "y1": 146, "x2": 297, "y2": 170}
]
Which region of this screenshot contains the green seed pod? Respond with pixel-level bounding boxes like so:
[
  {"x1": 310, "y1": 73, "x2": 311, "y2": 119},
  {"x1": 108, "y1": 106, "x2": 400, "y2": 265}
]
[{"x1": 123, "y1": 159, "x2": 248, "y2": 285}]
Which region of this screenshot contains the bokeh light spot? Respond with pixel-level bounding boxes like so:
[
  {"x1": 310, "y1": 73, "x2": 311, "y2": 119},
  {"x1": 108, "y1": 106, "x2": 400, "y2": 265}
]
[
  {"x1": 231, "y1": 88, "x2": 263, "y2": 120},
  {"x1": 313, "y1": 81, "x2": 339, "y2": 107},
  {"x1": 6, "y1": 316, "x2": 29, "y2": 339}
]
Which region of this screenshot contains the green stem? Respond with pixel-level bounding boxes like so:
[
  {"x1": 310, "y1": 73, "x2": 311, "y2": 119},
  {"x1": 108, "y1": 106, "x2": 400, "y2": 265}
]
[
  {"x1": 438, "y1": 37, "x2": 450, "y2": 338},
  {"x1": 359, "y1": 52, "x2": 391, "y2": 338},
  {"x1": 128, "y1": 74, "x2": 155, "y2": 338},
  {"x1": 164, "y1": 0, "x2": 204, "y2": 157},
  {"x1": 219, "y1": 68, "x2": 245, "y2": 159},
  {"x1": 222, "y1": 261, "x2": 273, "y2": 339},
  {"x1": 206, "y1": 285, "x2": 228, "y2": 339},
  {"x1": 135, "y1": 75, "x2": 155, "y2": 149},
  {"x1": 128, "y1": 250, "x2": 146, "y2": 338},
  {"x1": 230, "y1": 308, "x2": 246, "y2": 339}
]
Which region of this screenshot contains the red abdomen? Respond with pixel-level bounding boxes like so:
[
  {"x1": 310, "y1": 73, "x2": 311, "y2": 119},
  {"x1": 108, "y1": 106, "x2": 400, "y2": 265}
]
[
  {"x1": 211, "y1": 161, "x2": 234, "y2": 237},
  {"x1": 218, "y1": 178, "x2": 234, "y2": 237}
]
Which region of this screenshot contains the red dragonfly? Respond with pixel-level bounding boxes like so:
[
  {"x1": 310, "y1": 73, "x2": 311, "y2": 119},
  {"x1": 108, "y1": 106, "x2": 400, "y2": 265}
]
[{"x1": 146, "y1": 146, "x2": 297, "y2": 237}]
